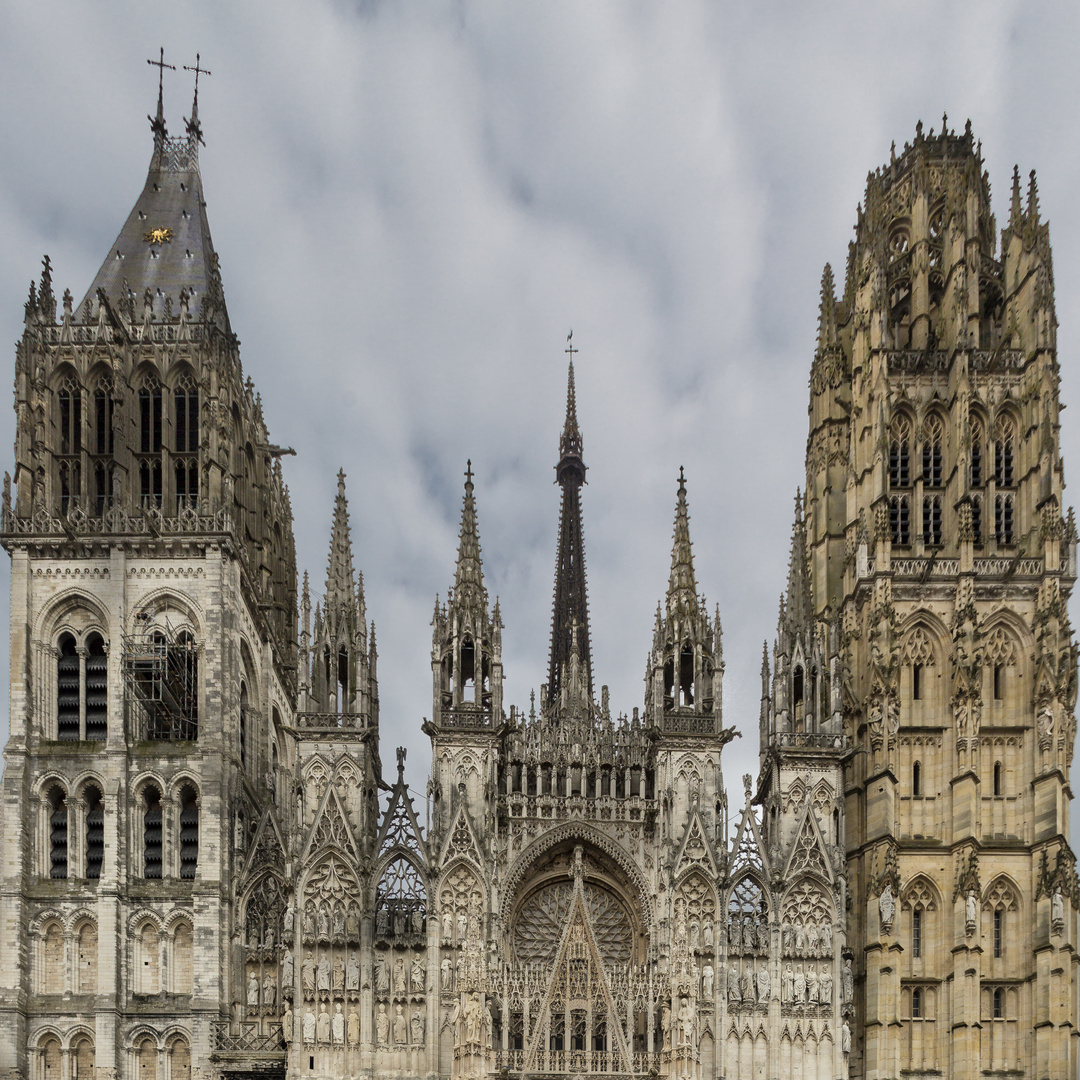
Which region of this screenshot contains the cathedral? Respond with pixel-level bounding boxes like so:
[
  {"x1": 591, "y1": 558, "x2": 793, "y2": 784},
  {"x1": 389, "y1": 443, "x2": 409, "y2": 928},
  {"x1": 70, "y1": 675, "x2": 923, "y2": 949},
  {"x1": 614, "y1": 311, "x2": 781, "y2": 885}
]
[{"x1": 0, "y1": 65, "x2": 1076, "y2": 1080}]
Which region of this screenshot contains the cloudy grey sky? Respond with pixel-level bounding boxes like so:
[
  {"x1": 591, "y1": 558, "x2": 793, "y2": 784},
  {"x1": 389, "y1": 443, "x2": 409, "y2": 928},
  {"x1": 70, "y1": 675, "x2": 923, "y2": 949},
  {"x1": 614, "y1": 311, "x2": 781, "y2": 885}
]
[{"x1": 2, "y1": 1, "x2": 1080, "y2": 830}]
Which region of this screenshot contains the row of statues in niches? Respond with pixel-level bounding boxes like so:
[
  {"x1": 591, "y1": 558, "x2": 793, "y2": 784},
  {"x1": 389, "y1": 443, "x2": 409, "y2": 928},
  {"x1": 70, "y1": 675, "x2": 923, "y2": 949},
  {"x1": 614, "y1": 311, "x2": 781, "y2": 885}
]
[
  {"x1": 278, "y1": 1000, "x2": 428, "y2": 1048},
  {"x1": 672, "y1": 912, "x2": 837, "y2": 959}
]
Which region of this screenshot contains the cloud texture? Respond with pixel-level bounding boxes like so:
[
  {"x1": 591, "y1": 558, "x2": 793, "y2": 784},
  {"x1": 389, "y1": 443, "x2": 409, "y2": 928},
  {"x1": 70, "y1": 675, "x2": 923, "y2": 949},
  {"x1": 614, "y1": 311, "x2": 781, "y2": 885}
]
[{"x1": 2, "y1": 1, "x2": 1080, "y2": 832}]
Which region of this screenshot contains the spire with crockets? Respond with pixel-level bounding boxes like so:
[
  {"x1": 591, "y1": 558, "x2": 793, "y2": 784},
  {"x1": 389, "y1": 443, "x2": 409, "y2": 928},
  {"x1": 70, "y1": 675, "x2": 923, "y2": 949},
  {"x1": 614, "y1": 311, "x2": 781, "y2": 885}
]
[{"x1": 548, "y1": 347, "x2": 593, "y2": 709}]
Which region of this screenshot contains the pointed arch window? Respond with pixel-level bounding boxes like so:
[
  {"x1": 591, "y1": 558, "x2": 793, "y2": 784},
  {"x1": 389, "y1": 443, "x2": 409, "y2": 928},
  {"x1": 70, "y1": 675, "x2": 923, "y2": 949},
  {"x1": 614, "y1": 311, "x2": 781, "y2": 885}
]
[
  {"x1": 94, "y1": 382, "x2": 114, "y2": 456},
  {"x1": 994, "y1": 417, "x2": 1015, "y2": 487},
  {"x1": 337, "y1": 645, "x2": 349, "y2": 712},
  {"x1": 912, "y1": 906, "x2": 922, "y2": 956},
  {"x1": 84, "y1": 785, "x2": 104, "y2": 879},
  {"x1": 922, "y1": 415, "x2": 944, "y2": 487},
  {"x1": 971, "y1": 418, "x2": 984, "y2": 488},
  {"x1": 971, "y1": 494, "x2": 983, "y2": 545},
  {"x1": 912, "y1": 985, "x2": 923, "y2": 1016},
  {"x1": 143, "y1": 786, "x2": 163, "y2": 879},
  {"x1": 460, "y1": 637, "x2": 476, "y2": 703},
  {"x1": 993, "y1": 761, "x2": 1003, "y2": 796},
  {"x1": 179, "y1": 785, "x2": 199, "y2": 879},
  {"x1": 912, "y1": 761, "x2": 922, "y2": 797},
  {"x1": 59, "y1": 460, "x2": 81, "y2": 515},
  {"x1": 889, "y1": 416, "x2": 912, "y2": 489},
  {"x1": 994, "y1": 908, "x2": 1003, "y2": 957},
  {"x1": 93, "y1": 462, "x2": 112, "y2": 514},
  {"x1": 139, "y1": 384, "x2": 163, "y2": 453},
  {"x1": 59, "y1": 383, "x2": 82, "y2": 455},
  {"x1": 792, "y1": 664, "x2": 805, "y2": 730},
  {"x1": 85, "y1": 633, "x2": 107, "y2": 739},
  {"x1": 993, "y1": 986, "x2": 1004, "y2": 1018},
  {"x1": 239, "y1": 682, "x2": 249, "y2": 768},
  {"x1": 174, "y1": 458, "x2": 198, "y2": 511},
  {"x1": 72, "y1": 1037, "x2": 95, "y2": 1079}
]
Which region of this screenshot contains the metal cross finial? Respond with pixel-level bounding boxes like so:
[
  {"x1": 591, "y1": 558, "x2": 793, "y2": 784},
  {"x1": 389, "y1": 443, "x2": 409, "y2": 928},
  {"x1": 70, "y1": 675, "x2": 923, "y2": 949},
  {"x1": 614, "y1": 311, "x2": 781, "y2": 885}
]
[
  {"x1": 565, "y1": 330, "x2": 578, "y2": 360},
  {"x1": 465, "y1": 459, "x2": 474, "y2": 485},
  {"x1": 184, "y1": 53, "x2": 212, "y2": 102},
  {"x1": 147, "y1": 47, "x2": 176, "y2": 100}
]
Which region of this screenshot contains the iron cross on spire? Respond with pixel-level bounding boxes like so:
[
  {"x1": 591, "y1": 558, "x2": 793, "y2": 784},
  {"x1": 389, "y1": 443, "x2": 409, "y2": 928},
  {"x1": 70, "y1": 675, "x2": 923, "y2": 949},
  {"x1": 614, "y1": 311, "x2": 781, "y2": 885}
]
[
  {"x1": 147, "y1": 47, "x2": 176, "y2": 137},
  {"x1": 183, "y1": 53, "x2": 212, "y2": 144},
  {"x1": 565, "y1": 329, "x2": 578, "y2": 361}
]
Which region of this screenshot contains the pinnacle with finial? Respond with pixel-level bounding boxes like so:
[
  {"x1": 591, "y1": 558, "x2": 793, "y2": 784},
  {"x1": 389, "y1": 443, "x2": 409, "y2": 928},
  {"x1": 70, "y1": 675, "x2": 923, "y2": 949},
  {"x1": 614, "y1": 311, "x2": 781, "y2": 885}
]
[
  {"x1": 453, "y1": 459, "x2": 486, "y2": 607},
  {"x1": 147, "y1": 47, "x2": 175, "y2": 141},
  {"x1": 817, "y1": 263, "x2": 838, "y2": 353},
  {"x1": 667, "y1": 467, "x2": 698, "y2": 615},
  {"x1": 183, "y1": 53, "x2": 211, "y2": 146},
  {"x1": 324, "y1": 469, "x2": 359, "y2": 613}
]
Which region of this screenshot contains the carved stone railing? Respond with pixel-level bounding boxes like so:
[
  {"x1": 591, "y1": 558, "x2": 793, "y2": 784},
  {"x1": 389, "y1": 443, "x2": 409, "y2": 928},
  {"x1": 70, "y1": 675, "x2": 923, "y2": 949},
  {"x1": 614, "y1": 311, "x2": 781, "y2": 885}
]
[
  {"x1": 662, "y1": 711, "x2": 715, "y2": 734},
  {"x1": 1, "y1": 500, "x2": 231, "y2": 539},
  {"x1": 439, "y1": 706, "x2": 495, "y2": 730},
  {"x1": 774, "y1": 731, "x2": 849, "y2": 752},
  {"x1": 295, "y1": 711, "x2": 369, "y2": 731},
  {"x1": 495, "y1": 1048, "x2": 659, "y2": 1076},
  {"x1": 890, "y1": 557, "x2": 960, "y2": 578},
  {"x1": 210, "y1": 1020, "x2": 284, "y2": 1053},
  {"x1": 974, "y1": 557, "x2": 1043, "y2": 577},
  {"x1": 39, "y1": 322, "x2": 208, "y2": 347},
  {"x1": 886, "y1": 349, "x2": 1025, "y2": 375},
  {"x1": 499, "y1": 792, "x2": 653, "y2": 824}
]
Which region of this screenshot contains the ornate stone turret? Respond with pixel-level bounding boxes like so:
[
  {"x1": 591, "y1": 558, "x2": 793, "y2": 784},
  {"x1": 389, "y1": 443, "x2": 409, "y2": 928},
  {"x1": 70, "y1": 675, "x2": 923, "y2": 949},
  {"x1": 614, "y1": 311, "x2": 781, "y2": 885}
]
[
  {"x1": 645, "y1": 469, "x2": 724, "y2": 734},
  {"x1": 430, "y1": 462, "x2": 504, "y2": 729},
  {"x1": 547, "y1": 358, "x2": 593, "y2": 710},
  {"x1": 302, "y1": 471, "x2": 376, "y2": 727}
]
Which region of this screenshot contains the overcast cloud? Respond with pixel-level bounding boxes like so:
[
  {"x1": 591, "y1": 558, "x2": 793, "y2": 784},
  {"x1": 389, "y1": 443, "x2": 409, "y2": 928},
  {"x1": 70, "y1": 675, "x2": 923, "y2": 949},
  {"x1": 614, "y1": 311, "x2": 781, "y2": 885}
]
[{"x1": 2, "y1": 1, "x2": 1079, "y2": 835}]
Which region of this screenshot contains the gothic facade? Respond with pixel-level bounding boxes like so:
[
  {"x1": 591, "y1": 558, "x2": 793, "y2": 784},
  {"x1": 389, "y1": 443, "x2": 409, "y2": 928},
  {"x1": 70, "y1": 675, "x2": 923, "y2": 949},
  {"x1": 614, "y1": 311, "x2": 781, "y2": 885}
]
[{"x1": 0, "y1": 77, "x2": 1074, "y2": 1080}]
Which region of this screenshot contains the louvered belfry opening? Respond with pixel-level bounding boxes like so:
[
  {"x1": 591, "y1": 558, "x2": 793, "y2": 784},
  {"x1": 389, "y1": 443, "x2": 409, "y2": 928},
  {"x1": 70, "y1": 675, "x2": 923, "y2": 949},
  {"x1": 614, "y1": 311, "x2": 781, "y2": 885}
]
[
  {"x1": 84, "y1": 786, "x2": 104, "y2": 879},
  {"x1": 57, "y1": 633, "x2": 80, "y2": 740},
  {"x1": 179, "y1": 785, "x2": 199, "y2": 879},
  {"x1": 143, "y1": 786, "x2": 163, "y2": 879},
  {"x1": 48, "y1": 786, "x2": 68, "y2": 879}
]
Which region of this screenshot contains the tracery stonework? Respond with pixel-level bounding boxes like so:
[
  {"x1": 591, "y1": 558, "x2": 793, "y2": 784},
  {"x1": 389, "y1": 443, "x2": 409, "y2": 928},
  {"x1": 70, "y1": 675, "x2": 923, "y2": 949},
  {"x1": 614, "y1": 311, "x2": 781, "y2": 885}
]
[{"x1": 0, "y1": 79, "x2": 1076, "y2": 1080}]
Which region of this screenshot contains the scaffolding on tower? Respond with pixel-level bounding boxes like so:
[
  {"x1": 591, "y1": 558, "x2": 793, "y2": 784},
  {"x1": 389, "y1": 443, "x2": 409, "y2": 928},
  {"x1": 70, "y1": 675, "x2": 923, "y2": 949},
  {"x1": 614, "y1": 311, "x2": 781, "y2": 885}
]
[{"x1": 122, "y1": 603, "x2": 199, "y2": 740}]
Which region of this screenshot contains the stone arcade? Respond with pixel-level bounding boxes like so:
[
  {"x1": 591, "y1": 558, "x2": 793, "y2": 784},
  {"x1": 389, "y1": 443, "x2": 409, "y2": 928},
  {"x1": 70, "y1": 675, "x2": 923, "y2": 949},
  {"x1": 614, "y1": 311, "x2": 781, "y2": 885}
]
[{"x1": 0, "y1": 76, "x2": 1076, "y2": 1080}]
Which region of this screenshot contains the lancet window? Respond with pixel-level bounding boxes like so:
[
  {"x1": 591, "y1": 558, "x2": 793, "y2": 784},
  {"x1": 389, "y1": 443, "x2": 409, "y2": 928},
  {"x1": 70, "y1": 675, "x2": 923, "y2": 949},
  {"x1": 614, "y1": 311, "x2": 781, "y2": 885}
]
[
  {"x1": 57, "y1": 630, "x2": 107, "y2": 741},
  {"x1": 143, "y1": 786, "x2": 163, "y2": 879},
  {"x1": 84, "y1": 784, "x2": 104, "y2": 879},
  {"x1": 179, "y1": 785, "x2": 199, "y2": 879},
  {"x1": 47, "y1": 785, "x2": 68, "y2": 879},
  {"x1": 375, "y1": 856, "x2": 427, "y2": 937},
  {"x1": 971, "y1": 417, "x2": 985, "y2": 488},
  {"x1": 994, "y1": 416, "x2": 1015, "y2": 488},
  {"x1": 922, "y1": 414, "x2": 944, "y2": 487}
]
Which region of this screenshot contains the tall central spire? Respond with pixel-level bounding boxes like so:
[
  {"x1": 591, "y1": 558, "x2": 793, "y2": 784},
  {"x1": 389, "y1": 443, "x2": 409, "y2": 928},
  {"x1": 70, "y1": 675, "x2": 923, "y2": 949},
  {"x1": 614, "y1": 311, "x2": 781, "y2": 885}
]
[{"x1": 548, "y1": 357, "x2": 592, "y2": 707}]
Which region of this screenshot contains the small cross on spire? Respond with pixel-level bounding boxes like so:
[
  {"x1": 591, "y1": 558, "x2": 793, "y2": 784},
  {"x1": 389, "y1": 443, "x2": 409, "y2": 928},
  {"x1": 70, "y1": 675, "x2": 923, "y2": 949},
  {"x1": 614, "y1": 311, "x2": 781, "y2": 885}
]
[
  {"x1": 183, "y1": 53, "x2": 211, "y2": 145},
  {"x1": 465, "y1": 459, "x2": 474, "y2": 486},
  {"x1": 184, "y1": 53, "x2": 212, "y2": 101},
  {"x1": 565, "y1": 329, "x2": 578, "y2": 361},
  {"x1": 147, "y1": 47, "x2": 176, "y2": 139}
]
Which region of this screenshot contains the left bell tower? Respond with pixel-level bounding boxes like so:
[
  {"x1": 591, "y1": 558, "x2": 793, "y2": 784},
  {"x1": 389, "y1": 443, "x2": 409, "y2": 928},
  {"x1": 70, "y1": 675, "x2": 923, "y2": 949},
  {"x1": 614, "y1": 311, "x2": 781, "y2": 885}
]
[{"x1": 0, "y1": 54, "x2": 298, "y2": 1080}]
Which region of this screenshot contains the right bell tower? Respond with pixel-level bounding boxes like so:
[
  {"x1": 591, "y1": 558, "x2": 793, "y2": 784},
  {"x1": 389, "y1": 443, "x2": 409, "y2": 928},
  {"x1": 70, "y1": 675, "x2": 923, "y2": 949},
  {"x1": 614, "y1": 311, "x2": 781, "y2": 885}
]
[{"x1": 804, "y1": 118, "x2": 1079, "y2": 1080}]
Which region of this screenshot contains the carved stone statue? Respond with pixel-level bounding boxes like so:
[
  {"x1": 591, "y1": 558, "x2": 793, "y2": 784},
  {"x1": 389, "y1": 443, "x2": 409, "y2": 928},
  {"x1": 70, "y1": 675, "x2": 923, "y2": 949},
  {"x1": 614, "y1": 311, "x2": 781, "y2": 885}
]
[
  {"x1": 463, "y1": 992, "x2": 482, "y2": 1044},
  {"x1": 677, "y1": 996, "x2": 695, "y2": 1046},
  {"x1": 793, "y1": 965, "x2": 805, "y2": 1004},
  {"x1": 332, "y1": 907, "x2": 346, "y2": 940},
  {"x1": 441, "y1": 957, "x2": 453, "y2": 990},
  {"x1": 347, "y1": 1009, "x2": 360, "y2": 1045},
  {"x1": 842, "y1": 958, "x2": 853, "y2": 1003},
  {"x1": 819, "y1": 965, "x2": 833, "y2": 1005},
  {"x1": 703, "y1": 918, "x2": 714, "y2": 949},
  {"x1": 302, "y1": 953, "x2": 315, "y2": 996},
  {"x1": 794, "y1": 922, "x2": 806, "y2": 954},
  {"x1": 263, "y1": 972, "x2": 276, "y2": 1008},
  {"x1": 411, "y1": 908, "x2": 424, "y2": 935},
  {"x1": 316, "y1": 1002, "x2": 330, "y2": 1043},
  {"x1": 412, "y1": 1008, "x2": 426, "y2": 1046},
  {"x1": 376, "y1": 908, "x2": 389, "y2": 937},
  {"x1": 485, "y1": 1000, "x2": 494, "y2": 1049},
  {"x1": 247, "y1": 971, "x2": 260, "y2": 1006},
  {"x1": 332, "y1": 956, "x2": 345, "y2": 992},
  {"x1": 842, "y1": 1020, "x2": 851, "y2": 1054},
  {"x1": 878, "y1": 884, "x2": 895, "y2": 933},
  {"x1": 819, "y1": 921, "x2": 832, "y2": 954},
  {"x1": 728, "y1": 966, "x2": 740, "y2": 1004},
  {"x1": 376, "y1": 1003, "x2": 390, "y2": 1046},
  {"x1": 441, "y1": 905, "x2": 454, "y2": 944},
  {"x1": 739, "y1": 965, "x2": 753, "y2": 1002},
  {"x1": 702, "y1": 964, "x2": 714, "y2": 997},
  {"x1": 411, "y1": 956, "x2": 425, "y2": 993},
  {"x1": 393, "y1": 957, "x2": 406, "y2": 994},
  {"x1": 757, "y1": 963, "x2": 770, "y2": 1003},
  {"x1": 317, "y1": 906, "x2": 330, "y2": 940},
  {"x1": 806, "y1": 964, "x2": 819, "y2": 1004},
  {"x1": 965, "y1": 889, "x2": 977, "y2": 934},
  {"x1": 317, "y1": 952, "x2": 330, "y2": 991},
  {"x1": 375, "y1": 956, "x2": 390, "y2": 994},
  {"x1": 782, "y1": 922, "x2": 794, "y2": 954},
  {"x1": 303, "y1": 907, "x2": 316, "y2": 941},
  {"x1": 346, "y1": 952, "x2": 360, "y2": 991},
  {"x1": 282, "y1": 1003, "x2": 293, "y2": 1043},
  {"x1": 332, "y1": 1002, "x2": 345, "y2": 1044},
  {"x1": 302, "y1": 1009, "x2": 316, "y2": 1044},
  {"x1": 1052, "y1": 886, "x2": 1065, "y2": 934},
  {"x1": 457, "y1": 910, "x2": 468, "y2": 941},
  {"x1": 346, "y1": 907, "x2": 360, "y2": 941},
  {"x1": 282, "y1": 947, "x2": 294, "y2": 989},
  {"x1": 783, "y1": 962, "x2": 794, "y2": 1002}
]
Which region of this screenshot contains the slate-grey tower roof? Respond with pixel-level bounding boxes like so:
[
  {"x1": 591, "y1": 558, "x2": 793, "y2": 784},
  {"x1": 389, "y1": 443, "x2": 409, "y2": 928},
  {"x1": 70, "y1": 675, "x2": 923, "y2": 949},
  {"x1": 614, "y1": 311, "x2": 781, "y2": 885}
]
[{"x1": 78, "y1": 59, "x2": 229, "y2": 331}]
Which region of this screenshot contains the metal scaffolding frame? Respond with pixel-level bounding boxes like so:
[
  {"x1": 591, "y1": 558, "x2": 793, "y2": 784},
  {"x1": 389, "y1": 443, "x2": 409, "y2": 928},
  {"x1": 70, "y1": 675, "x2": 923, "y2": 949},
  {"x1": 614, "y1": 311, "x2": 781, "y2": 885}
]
[{"x1": 122, "y1": 604, "x2": 199, "y2": 740}]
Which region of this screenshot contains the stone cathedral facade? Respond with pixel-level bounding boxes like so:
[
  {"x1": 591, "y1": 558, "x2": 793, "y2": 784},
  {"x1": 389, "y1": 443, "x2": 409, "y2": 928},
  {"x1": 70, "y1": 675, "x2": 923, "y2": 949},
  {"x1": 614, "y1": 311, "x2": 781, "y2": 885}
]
[{"x1": 0, "y1": 73, "x2": 1075, "y2": 1080}]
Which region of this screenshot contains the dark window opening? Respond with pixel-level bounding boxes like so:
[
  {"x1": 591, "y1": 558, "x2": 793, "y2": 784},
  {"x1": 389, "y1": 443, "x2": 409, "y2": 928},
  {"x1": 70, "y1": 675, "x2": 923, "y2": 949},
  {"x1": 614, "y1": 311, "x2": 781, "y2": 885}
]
[
  {"x1": 85, "y1": 786, "x2": 104, "y2": 879},
  {"x1": 179, "y1": 786, "x2": 198, "y2": 880},
  {"x1": 239, "y1": 683, "x2": 248, "y2": 768},
  {"x1": 793, "y1": 665, "x2": 805, "y2": 730},
  {"x1": 993, "y1": 761, "x2": 1002, "y2": 797},
  {"x1": 912, "y1": 761, "x2": 921, "y2": 798},
  {"x1": 85, "y1": 633, "x2": 107, "y2": 739},
  {"x1": 57, "y1": 633, "x2": 80, "y2": 741},
  {"x1": 993, "y1": 987, "x2": 1004, "y2": 1019},
  {"x1": 461, "y1": 639, "x2": 476, "y2": 703},
  {"x1": 993, "y1": 664, "x2": 1003, "y2": 701},
  {"x1": 922, "y1": 495, "x2": 942, "y2": 545},
  {"x1": 890, "y1": 494, "x2": 910, "y2": 545},
  {"x1": 174, "y1": 386, "x2": 199, "y2": 453},
  {"x1": 139, "y1": 459, "x2": 162, "y2": 509},
  {"x1": 59, "y1": 461, "x2": 81, "y2": 516},
  {"x1": 679, "y1": 643, "x2": 694, "y2": 706},
  {"x1": 971, "y1": 432, "x2": 983, "y2": 488},
  {"x1": 337, "y1": 646, "x2": 349, "y2": 713},
  {"x1": 143, "y1": 787, "x2": 163, "y2": 879},
  {"x1": 912, "y1": 986, "x2": 923, "y2": 1017},
  {"x1": 889, "y1": 436, "x2": 910, "y2": 488},
  {"x1": 175, "y1": 460, "x2": 198, "y2": 511},
  {"x1": 972, "y1": 496, "x2": 983, "y2": 545},
  {"x1": 663, "y1": 658, "x2": 675, "y2": 710},
  {"x1": 94, "y1": 463, "x2": 110, "y2": 515},
  {"x1": 995, "y1": 494, "x2": 1014, "y2": 545},
  {"x1": 923, "y1": 431, "x2": 943, "y2": 486},
  {"x1": 993, "y1": 909, "x2": 1003, "y2": 958},
  {"x1": 995, "y1": 434, "x2": 1014, "y2": 487},
  {"x1": 94, "y1": 387, "x2": 114, "y2": 455},
  {"x1": 912, "y1": 907, "x2": 922, "y2": 957},
  {"x1": 139, "y1": 386, "x2": 163, "y2": 453},
  {"x1": 48, "y1": 786, "x2": 68, "y2": 879},
  {"x1": 59, "y1": 387, "x2": 82, "y2": 455},
  {"x1": 912, "y1": 664, "x2": 923, "y2": 701}
]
